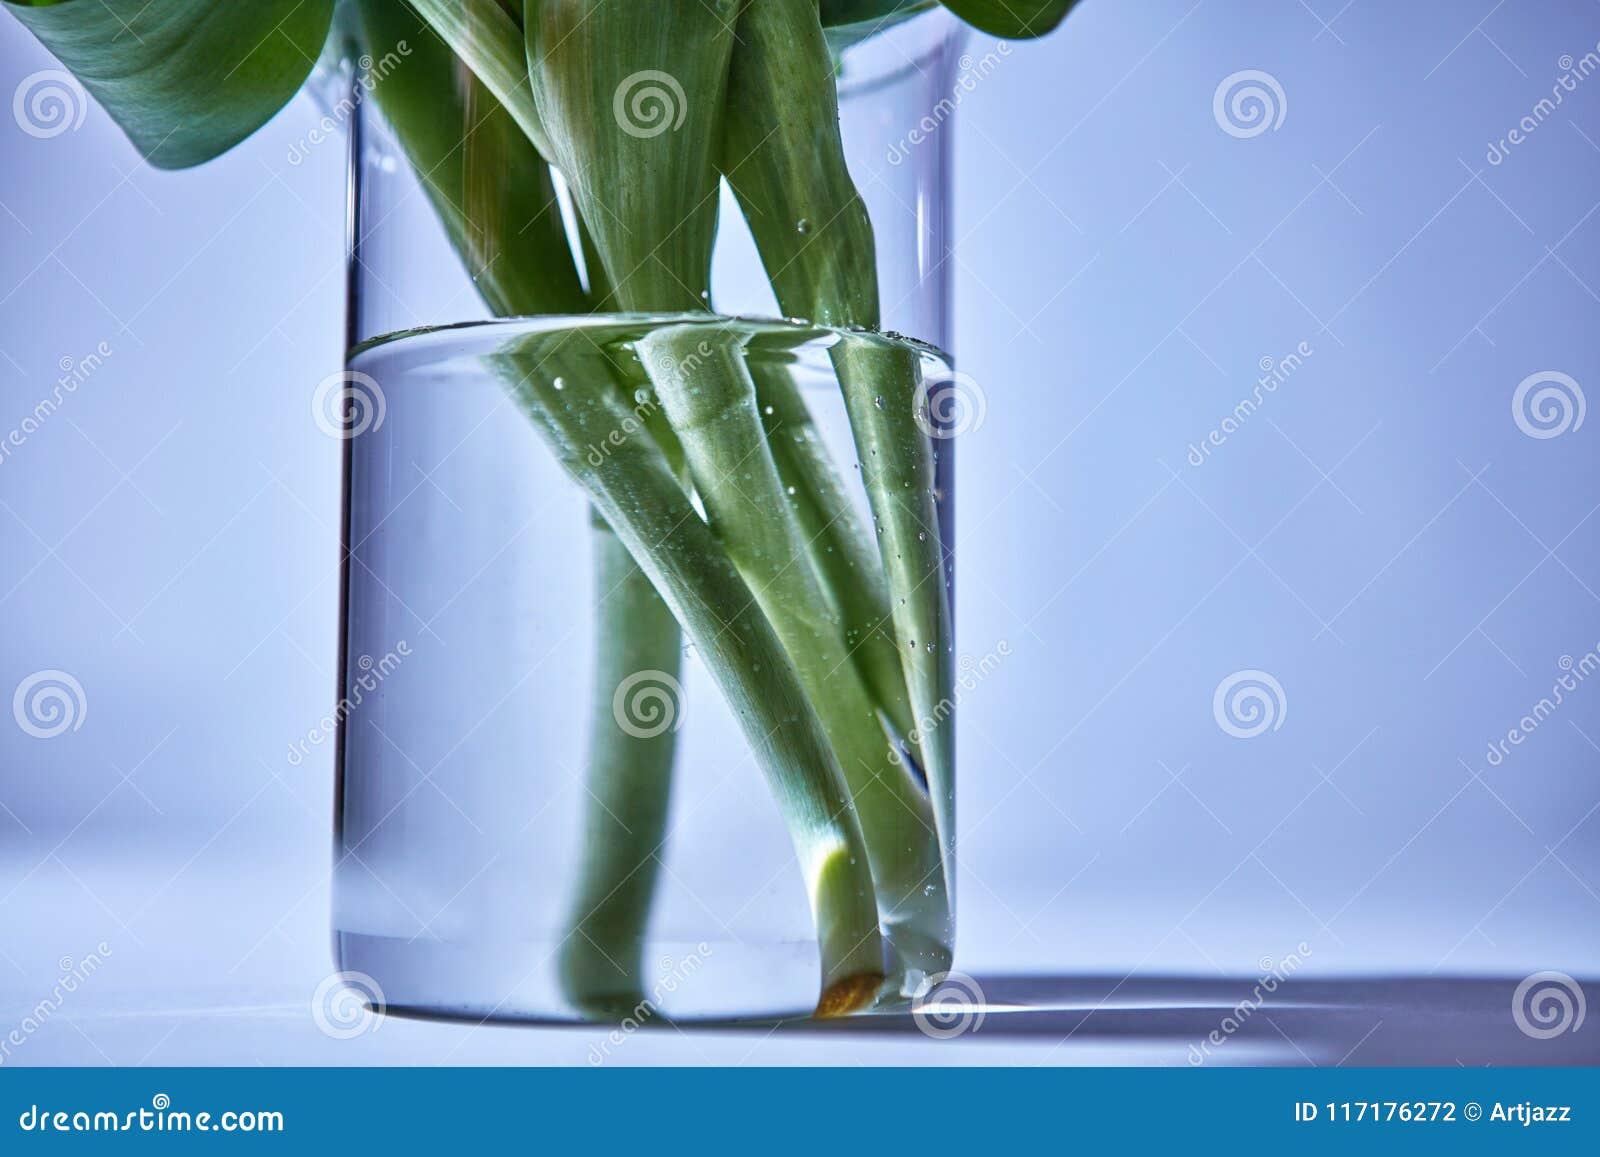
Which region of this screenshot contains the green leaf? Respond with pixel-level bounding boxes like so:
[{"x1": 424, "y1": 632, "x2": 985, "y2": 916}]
[
  {"x1": 4, "y1": 0, "x2": 335, "y2": 169},
  {"x1": 406, "y1": 0, "x2": 553, "y2": 160},
  {"x1": 351, "y1": 0, "x2": 585, "y2": 317},
  {"x1": 937, "y1": 0, "x2": 1081, "y2": 38},
  {"x1": 525, "y1": 0, "x2": 737, "y2": 311}
]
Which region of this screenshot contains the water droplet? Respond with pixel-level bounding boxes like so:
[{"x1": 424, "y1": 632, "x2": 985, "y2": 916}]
[
  {"x1": 873, "y1": 395, "x2": 886, "y2": 409},
  {"x1": 917, "y1": 531, "x2": 928, "y2": 541},
  {"x1": 552, "y1": 376, "x2": 565, "y2": 391},
  {"x1": 796, "y1": 218, "x2": 812, "y2": 234},
  {"x1": 634, "y1": 387, "x2": 651, "y2": 404},
  {"x1": 786, "y1": 486, "x2": 796, "y2": 495},
  {"x1": 926, "y1": 642, "x2": 936, "y2": 653},
  {"x1": 763, "y1": 404, "x2": 774, "y2": 415}
]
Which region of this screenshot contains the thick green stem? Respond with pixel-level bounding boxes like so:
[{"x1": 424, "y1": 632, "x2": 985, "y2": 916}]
[
  {"x1": 498, "y1": 327, "x2": 885, "y2": 1009},
  {"x1": 745, "y1": 344, "x2": 916, "y2": 747},
  {"x1": 558, "y1": 523, "x2": 682, "y2": 1017},
  {"x1": 641, "y1": 324, "x2": 949, "y2": 979},
  {"x1": 721, "y1": 0, "x2": 956, "y2": 928}
]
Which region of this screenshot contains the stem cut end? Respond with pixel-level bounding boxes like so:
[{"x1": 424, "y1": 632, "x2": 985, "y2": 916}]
[{"x1": 815, "y1": 971, "x2": 885, "y2": 1019}]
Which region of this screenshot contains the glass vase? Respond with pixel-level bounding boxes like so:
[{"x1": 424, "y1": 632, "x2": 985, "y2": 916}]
[{"x1": 331, "y1": 9, "x2": 964, "y2": 1022}]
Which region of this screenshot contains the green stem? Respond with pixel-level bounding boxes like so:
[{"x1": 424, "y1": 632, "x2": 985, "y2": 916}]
[
  {"x1": 557, "y1": 522, "x2": 682, "y2": 1017},
  {"x1": 498, "y1": 326, "x2": 886, "y2": 1010},
  {"x1": 640, "y1": 323, "x2": 949, "y2": 979},
  {"x1": 746, "y1": 343, "x2": 916, "y2": 747},
  {"x1": 720, "y1": 0, "x2": 957, "y2": 933}
]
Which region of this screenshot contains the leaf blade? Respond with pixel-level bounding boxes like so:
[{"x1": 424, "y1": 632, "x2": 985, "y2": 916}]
[{"x1": 5, "y1": 0, "x2": 336, "y2": 169}]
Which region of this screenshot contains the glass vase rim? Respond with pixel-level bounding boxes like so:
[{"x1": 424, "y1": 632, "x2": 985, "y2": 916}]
[{"x1": 347, "y1": 312, "x2": 954, "y2": 367}]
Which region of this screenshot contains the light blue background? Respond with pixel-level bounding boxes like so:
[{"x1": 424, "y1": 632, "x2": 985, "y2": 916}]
[{"x1": 1, "y1": 0, "x2": 1597, "y2": 1064}]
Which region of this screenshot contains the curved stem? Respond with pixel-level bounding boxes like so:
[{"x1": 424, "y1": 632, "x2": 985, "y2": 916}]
[
  {"x1": 641, "y1": 323, "x2": 950, "y2": 980},
  {"x1": 498, "y1": 328, "x2": 886, "y2": 1009}
]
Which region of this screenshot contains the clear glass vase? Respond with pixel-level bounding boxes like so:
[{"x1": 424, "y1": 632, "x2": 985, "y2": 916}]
[{"x1": 331, "y1": 9, "x2": 964, "y2": 1023}]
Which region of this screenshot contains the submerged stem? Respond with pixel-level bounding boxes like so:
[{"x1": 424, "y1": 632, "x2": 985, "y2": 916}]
[
  {"x1": 721, "y1": 0, "x2": 957, "y2": 945},
  {"x1": 558, "y1": 523, "x2": 682, "y2": 1017},
  {"x1": 641, "y1": 323, "x2": 949, "y2": 980},
  {"x1": 498, "y1": 328, "x2": 886, "y2": 1009}
]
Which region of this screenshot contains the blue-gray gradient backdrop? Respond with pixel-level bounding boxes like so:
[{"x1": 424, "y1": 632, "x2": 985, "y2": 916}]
[{"x1": 2, "y1": 0, "x2": 1597, "y2": 1039}]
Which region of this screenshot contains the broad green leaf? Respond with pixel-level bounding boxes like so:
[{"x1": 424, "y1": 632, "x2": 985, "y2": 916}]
[
  {"x1": 821, "y1": 0, "x2": 1079, "y2": 41},
  {"x1": 937, "y1": 0, "x2": 1081, "y2": 38},
  {"x1": 4, "y1": 0, "x2": 335, "y2": 169},
  {"x1": 406, "y1": 0, "x2": 552, "y2": 160},
  {"x1": 525, "y1": 0, "x2": 737, "y2": 310}
]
